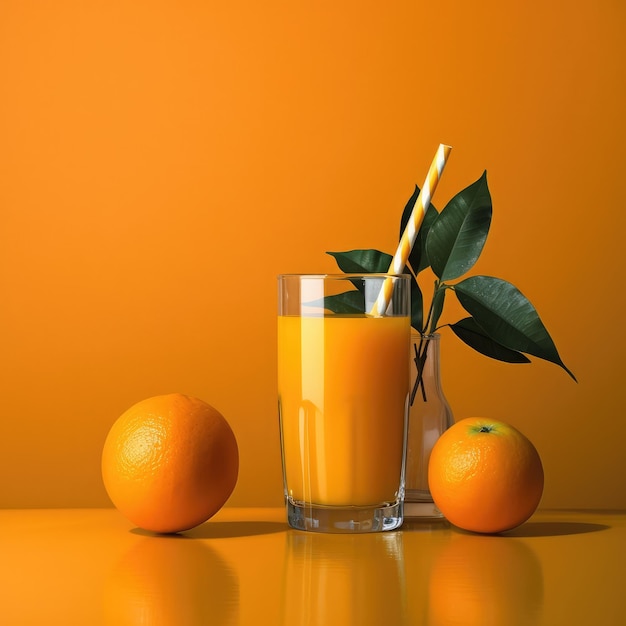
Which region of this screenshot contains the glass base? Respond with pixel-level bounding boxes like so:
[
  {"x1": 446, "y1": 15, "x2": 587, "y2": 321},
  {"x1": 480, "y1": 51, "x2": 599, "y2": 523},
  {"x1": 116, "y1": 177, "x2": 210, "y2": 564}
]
[
  {"x1": 286, "y1": 498, "x2": 404, "y2": 533},
  {"x1": 404, "y1": 489, "x2": 445, "y2": 519}
]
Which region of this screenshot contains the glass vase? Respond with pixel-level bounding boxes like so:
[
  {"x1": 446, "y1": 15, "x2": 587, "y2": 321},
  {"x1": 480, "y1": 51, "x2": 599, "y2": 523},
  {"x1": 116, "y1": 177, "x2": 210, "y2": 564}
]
[{"x1": 404, "y1": 332, "x2": 454, "y2": 519}]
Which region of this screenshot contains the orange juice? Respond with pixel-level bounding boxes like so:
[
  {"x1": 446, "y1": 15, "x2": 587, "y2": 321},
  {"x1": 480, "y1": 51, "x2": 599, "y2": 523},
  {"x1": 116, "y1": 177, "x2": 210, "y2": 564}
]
[{"x1": 278, "y1": 314, "x2": 410, "y2": 507}]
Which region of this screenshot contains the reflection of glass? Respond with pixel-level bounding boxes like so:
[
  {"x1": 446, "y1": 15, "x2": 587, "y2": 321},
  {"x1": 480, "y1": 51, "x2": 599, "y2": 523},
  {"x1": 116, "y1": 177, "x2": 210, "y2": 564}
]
[
  {"x1": 427, "y1": 533, "x2": 544, "y2": 625},
  {"x1": 103, "y1": 535, "x2": 239, "y2": 626},
  {"x1": 281, "y1": 530, "x2": 407, "y2": 624},
  {"x1": 278, "y1": 274, "x2": 411, "y2": 533}
]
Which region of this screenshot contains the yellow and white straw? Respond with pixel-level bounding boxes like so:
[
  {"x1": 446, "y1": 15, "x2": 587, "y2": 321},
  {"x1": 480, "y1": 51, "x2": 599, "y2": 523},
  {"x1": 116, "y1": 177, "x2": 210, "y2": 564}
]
[{"x1": 371, "y1": 143, "x2": 452, "y2": 316}]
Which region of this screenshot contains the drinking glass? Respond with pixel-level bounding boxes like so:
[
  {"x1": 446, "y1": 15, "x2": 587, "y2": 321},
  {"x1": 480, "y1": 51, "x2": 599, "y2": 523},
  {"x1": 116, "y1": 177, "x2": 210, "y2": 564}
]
[{"x1": 277, "y1": 274, "x2": 411, "y2": 532}]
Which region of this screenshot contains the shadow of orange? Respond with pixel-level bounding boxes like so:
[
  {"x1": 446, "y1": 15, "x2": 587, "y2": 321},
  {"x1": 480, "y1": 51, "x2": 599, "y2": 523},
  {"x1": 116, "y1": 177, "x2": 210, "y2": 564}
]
[
  {"x1": 130, "y1": 520, "x2": 288, "y2": 539},
  {"x1": 502, "y1": 521, "x2": 609, "y2": 537}
]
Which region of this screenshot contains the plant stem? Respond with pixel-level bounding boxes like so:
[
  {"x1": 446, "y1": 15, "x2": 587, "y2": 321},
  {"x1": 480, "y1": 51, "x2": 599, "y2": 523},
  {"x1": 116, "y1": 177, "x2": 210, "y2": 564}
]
[
  {"x1": 410, "y1": 279, "x2": 446, "y2": 407},
  {"x1": 410, "y1": 334, "x2": 430, "y2": 406}
]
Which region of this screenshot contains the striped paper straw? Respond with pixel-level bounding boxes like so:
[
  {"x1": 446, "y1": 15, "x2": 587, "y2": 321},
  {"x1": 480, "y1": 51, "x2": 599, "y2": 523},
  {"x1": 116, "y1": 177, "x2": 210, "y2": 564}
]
[{"x1": 371, "y1": 143, "x2": 452, "y2": 315}]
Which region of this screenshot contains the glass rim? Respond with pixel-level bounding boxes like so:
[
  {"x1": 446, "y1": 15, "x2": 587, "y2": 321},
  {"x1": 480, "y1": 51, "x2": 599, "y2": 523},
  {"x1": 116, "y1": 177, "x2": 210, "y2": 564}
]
[{"x1": 277, "y1": 273, "x2": 409, "y2": 280}]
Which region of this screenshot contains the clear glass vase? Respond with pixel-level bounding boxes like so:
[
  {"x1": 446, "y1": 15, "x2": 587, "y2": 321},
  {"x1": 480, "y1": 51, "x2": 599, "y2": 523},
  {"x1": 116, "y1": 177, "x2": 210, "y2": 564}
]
[{"x1": 404, "y1": 332, "x2": 454, "y2": 519}]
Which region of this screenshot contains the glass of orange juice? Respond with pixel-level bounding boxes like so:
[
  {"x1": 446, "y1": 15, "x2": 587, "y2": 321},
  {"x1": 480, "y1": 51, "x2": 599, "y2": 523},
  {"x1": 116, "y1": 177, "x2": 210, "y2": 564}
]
[{"x1": 277, "y1": 274, "x2": 411, "y2": 532}]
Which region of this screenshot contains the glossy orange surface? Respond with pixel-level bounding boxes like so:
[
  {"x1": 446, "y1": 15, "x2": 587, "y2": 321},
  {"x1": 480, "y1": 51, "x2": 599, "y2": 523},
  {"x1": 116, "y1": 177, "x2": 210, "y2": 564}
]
[{"x1": 1, "y1": 508, "x2": 625, "y2": 625}]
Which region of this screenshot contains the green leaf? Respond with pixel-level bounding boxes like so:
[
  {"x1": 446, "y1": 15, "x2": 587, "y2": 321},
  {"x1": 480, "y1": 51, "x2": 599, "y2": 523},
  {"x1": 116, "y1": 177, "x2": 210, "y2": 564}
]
[
  {"x1": 426, "y1": 171, "x2": 492, "y2": 281},
  {"x1": 429, "y1": 284, "x2": 447, "y2": 332},
  {"x1": 314, "y1": 290, "x2": 365, "y2": 314},
  {"x1": 410, "y1": 276, "x2": 424, "y2": 332},
  {"x1": 399, "y1": 186, "x2": 439, "y2": 275},
  {"x1": 326, "y1": 249, "x2": 395, "y2": 299},
  {"x1": 327, "y1": 249, "x2": 393, "y2": 274},
  {"x1": 450, "y1": 317, "x2": 531, "y2": 363},
  {"x1": 454, "y1": 276, "x2": 577, "y2": 381}
]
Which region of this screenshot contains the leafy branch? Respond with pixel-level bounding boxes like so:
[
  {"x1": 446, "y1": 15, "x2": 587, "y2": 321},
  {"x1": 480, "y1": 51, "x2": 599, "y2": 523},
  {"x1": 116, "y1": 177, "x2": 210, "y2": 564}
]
[{"x1": 325, "y1": 171, "x2": 577, "y2": 393}]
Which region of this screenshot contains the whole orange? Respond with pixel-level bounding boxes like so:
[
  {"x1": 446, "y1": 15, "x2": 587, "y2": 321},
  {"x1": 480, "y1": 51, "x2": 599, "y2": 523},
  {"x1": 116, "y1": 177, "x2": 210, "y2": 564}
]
[
  {"x1": 101, "y1": 393, "x2": 239, "y2": 533},
  {"x1": 428, "y1": 417, "x2": 544, "y2": 534}
]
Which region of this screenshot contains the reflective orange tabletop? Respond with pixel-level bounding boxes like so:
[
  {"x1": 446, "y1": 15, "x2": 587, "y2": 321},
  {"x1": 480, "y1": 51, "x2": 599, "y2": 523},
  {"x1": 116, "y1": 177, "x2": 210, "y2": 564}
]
[{"x1": 1, "y1": 507, "x2": 625, "y2": 625}]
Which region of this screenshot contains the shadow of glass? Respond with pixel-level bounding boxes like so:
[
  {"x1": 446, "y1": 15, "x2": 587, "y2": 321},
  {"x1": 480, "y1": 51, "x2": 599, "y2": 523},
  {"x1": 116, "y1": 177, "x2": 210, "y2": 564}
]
[
  {"x1": 131, "y1": 520, "x2": 289, "y2": 539},
  {"x1": 502, "y1": 521, "x2": 610, "y2": 537}
]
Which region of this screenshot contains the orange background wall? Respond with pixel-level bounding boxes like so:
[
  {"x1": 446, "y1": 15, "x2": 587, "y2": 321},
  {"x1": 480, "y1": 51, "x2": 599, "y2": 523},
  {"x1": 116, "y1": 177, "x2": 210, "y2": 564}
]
[{"x1": 1, "y1": 0, "x2": 624, "y2": 510}]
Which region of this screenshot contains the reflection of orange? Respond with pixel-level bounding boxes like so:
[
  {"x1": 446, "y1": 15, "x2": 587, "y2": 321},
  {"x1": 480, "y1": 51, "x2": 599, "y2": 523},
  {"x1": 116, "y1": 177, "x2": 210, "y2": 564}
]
[
  {"x1": 428, "y1": 533, "x2": 543, "y2": 626},
  {"x1": 103, "y1": 535, "x2": 239, "y2": 626},
  {"x1": 102, "y1": 393, "x2": 239, "y2": 533},
  {"x1": 428, "y1": 418, "x2": 544, "y2": 533}
]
